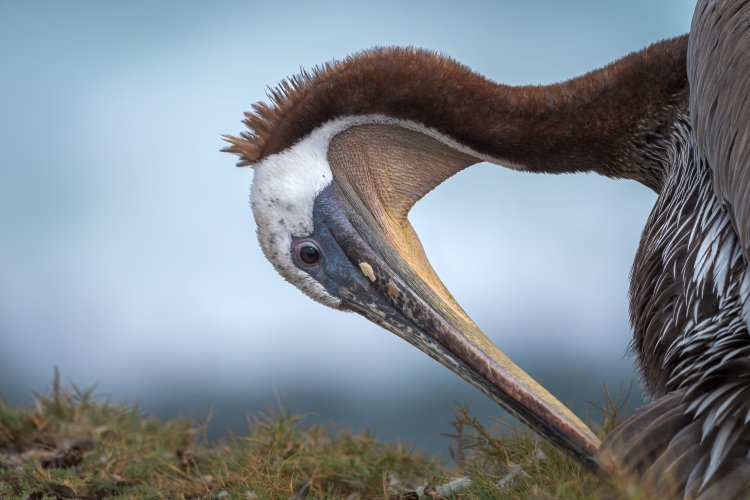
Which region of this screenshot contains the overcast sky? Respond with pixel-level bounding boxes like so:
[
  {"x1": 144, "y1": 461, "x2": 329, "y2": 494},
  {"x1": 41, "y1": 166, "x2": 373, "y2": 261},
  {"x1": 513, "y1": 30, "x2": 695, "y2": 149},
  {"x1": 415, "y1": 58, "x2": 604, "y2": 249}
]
[{"x1": 0, "y1": 1, "x2": 695, "y2": 455}]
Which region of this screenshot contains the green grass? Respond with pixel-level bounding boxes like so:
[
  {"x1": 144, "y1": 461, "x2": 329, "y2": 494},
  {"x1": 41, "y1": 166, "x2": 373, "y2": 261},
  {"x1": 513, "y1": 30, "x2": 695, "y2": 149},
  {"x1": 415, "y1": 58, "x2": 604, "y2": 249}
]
[{"x1": 0, "y1": 374, "x2": 629, "y2": 499}]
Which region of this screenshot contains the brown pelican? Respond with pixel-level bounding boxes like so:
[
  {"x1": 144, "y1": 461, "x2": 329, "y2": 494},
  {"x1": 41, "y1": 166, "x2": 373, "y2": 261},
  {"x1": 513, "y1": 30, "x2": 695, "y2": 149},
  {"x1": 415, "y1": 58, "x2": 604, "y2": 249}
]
[{"x1": 224, "y1": 0, "x2": 749, "y2": 495}]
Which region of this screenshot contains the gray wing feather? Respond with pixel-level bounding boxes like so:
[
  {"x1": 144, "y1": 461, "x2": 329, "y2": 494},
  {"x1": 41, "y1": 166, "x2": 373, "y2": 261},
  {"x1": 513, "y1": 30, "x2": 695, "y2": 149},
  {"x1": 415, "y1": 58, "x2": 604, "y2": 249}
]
[{"x1": 688, "y1": 0, "x2": 750, "y2": 264}]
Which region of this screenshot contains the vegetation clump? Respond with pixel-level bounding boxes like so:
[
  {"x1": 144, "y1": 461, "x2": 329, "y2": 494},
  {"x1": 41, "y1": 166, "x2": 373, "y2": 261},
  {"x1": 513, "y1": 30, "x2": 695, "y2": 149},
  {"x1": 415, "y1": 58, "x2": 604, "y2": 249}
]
[{"x1": 0, "y1": 375, "x2": 627, "y2": 498}]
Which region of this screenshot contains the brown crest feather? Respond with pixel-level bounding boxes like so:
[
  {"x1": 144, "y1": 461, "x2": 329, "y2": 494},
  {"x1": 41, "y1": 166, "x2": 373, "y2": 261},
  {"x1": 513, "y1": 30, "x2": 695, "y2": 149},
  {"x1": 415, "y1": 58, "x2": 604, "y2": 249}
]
[
  {"x1": 224, "y1": 40, "x2": 688, "y2": 190},
  {"x1": 221, "y1": 59, "x2": 341, "y2": 166}
]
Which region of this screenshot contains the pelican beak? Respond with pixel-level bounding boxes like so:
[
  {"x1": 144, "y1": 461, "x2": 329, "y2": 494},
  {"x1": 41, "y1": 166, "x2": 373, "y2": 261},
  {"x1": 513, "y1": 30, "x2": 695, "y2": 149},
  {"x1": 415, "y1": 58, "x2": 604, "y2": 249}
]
[{"x1": 304, "y1": 176, "x2": 601, "y2": 468}]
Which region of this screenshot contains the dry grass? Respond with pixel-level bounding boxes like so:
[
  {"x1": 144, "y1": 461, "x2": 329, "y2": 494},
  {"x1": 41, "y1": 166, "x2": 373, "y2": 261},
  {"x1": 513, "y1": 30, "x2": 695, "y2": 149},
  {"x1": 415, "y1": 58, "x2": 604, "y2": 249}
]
[{"x1": 0, "y1": 373, "x2": 634, "y2": 499}]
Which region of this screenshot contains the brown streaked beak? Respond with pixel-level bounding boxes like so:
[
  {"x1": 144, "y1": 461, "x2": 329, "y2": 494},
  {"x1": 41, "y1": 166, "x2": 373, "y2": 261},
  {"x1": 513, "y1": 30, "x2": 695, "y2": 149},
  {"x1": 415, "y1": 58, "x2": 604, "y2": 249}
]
[{"x1": 301, "y1": 123, "x2": 600, "y2": 467}]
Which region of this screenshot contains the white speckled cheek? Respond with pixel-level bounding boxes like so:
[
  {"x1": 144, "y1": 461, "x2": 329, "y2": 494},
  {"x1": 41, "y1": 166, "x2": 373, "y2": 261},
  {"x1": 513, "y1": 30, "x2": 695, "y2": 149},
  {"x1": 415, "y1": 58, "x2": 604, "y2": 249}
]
[{"x1": 249, "y1": 130, "x2": 339, "y2": 308}]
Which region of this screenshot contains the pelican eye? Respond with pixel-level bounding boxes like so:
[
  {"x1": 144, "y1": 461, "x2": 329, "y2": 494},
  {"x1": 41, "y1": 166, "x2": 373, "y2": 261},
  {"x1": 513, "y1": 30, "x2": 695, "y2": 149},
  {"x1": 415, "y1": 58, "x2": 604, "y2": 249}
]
[{"x1": 294, "y1": 240, "x2": 322, "y2": 266}]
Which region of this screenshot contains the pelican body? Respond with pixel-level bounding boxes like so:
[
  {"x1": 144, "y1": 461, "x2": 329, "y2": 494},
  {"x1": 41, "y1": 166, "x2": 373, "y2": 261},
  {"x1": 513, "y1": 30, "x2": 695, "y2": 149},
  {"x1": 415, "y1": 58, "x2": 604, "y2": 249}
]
[{"x1": 226, "y1": 1, "x2": 750, "y2": 496}]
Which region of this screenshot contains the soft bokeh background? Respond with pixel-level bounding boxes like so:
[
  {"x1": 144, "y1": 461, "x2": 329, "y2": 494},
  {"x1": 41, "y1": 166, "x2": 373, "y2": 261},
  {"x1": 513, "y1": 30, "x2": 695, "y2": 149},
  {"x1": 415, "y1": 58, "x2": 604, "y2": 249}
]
[{"x1": 0, "y1": 1, "x2": 694, "y2": 457}]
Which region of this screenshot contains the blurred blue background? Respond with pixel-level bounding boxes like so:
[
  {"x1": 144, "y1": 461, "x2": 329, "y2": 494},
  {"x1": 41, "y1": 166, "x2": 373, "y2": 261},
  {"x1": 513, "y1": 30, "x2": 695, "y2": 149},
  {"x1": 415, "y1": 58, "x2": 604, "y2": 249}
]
[{"x1": 0, "y1": 1, "x2": 694, "y2": 457}]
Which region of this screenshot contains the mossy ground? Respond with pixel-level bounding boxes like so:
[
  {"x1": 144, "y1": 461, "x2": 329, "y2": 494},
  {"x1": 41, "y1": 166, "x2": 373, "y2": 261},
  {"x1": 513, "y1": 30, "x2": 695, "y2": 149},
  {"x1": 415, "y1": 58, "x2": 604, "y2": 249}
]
[{"x1": 0, "y1": 375, "x2": 631, "y2": 499}]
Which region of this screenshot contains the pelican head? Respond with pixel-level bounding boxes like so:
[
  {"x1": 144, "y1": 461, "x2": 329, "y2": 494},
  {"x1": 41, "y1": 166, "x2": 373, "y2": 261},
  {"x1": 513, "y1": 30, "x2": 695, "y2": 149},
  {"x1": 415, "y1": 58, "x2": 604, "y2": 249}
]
[
  {"x1": 225, "y1": 41, "x2": 689, "y2": 468},
  {"x1": 243, "y1": 115, "x2": 598, "y2": 466}
]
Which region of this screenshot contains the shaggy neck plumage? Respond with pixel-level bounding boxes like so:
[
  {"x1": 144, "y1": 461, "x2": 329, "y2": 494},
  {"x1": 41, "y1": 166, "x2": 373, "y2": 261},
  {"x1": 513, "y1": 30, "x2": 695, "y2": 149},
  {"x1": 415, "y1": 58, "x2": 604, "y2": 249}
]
[{"x1": 227, "y1": 36, "x2": 688, "y2": 190}]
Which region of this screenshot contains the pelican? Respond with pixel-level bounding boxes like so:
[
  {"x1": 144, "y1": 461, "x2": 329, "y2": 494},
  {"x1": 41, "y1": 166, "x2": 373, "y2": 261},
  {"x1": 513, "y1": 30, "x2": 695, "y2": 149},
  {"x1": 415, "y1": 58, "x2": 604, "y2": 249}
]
[{"x1": 225, "y1": 0, "x2": 749, "y2": 496}]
